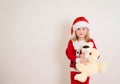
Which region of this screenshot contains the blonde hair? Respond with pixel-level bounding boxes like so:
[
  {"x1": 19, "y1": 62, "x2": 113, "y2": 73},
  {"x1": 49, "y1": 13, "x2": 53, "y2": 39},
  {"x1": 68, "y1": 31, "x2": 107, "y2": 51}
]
[{"x1": 71, "y1": 28, "x2": 91, "y2": 42}]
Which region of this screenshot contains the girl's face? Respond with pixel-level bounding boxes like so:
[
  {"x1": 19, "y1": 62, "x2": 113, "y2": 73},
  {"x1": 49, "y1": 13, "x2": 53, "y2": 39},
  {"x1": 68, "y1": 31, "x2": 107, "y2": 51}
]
[{"x1": 75, "y1": 27, "x2": 88, "y2": 39}]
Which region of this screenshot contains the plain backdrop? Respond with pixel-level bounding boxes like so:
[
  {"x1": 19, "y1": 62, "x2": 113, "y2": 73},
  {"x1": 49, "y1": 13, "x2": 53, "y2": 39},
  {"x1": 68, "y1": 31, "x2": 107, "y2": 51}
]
[{"x1": 0, "y1": 0, "x2": 120, "y2": 84}]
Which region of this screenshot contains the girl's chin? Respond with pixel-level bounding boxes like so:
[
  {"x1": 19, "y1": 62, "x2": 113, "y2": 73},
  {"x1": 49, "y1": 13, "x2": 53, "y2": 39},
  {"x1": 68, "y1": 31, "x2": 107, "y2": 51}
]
[
  {"x1": 78, "y1": 37, "x2": 85, "y2": 39},
  {"x1": 78, "y1": 36, "x2": 85, "y2": 38}
]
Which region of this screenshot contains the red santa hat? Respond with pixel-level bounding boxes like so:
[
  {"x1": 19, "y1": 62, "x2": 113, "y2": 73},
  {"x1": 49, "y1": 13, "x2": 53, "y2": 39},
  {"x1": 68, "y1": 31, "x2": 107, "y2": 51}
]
[{"x1": 71, "y1": 17, "x2": 89, "y2": 35}]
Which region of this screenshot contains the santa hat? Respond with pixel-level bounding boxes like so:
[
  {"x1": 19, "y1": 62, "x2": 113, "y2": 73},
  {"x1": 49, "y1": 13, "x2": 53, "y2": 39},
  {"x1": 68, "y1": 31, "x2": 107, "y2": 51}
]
[{"x1": 71, "y1": 17, "x2": 89, "y2": 35}]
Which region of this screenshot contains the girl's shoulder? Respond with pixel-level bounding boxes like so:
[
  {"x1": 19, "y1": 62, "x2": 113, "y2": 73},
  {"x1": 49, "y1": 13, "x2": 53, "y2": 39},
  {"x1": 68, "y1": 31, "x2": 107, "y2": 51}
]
[
  {"x1": 66, "y1": 39, "x2": 75, "y2": 49},
  {"x1": 67, "y1": 39, "x2": 76, "y2": 47},
  {"x1": 68, "y1": 38, "x2": 75, "y2": 43},
  {"x1": 68, "y1": 39, "x2": 73, "y2": 44},
  {"x1": 88, "y1": 38, "x2": 97, "y2": 48},
  {"x1": 87, "y1": 38, "x2": 94, "y2": 42}
]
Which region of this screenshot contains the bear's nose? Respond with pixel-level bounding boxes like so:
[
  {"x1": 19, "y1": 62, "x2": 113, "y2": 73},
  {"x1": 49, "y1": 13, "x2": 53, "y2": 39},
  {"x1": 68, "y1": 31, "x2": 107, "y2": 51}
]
[{"x1": 83, "y1": 45, "x2": 89, "y2": 48}]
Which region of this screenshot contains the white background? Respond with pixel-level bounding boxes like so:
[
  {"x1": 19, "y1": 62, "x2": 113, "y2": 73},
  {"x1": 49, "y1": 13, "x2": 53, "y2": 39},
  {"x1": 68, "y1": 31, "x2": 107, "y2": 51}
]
[{"x1": 0, "y1": 0, "x2": 120, "y2": 84}]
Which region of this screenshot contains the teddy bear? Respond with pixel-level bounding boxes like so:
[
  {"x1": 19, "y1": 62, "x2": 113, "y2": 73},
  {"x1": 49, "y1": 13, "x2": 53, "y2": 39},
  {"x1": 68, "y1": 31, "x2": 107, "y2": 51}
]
[{"x1": 74, "y1": 42, "x2": 107, "y2": 82}]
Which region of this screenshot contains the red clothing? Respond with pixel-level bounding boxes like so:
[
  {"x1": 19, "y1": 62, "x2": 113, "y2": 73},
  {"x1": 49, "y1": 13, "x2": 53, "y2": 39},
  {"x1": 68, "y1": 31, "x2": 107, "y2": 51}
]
[
  {"x1": 65, "y1": 39, "x2": 97, "y2": 84},
  {"x1": 66, "y1": 39, "x2": 97, "y2": 68},
  {"x1": 71, "y1": 72, "x2": 90, "y2": 84}
]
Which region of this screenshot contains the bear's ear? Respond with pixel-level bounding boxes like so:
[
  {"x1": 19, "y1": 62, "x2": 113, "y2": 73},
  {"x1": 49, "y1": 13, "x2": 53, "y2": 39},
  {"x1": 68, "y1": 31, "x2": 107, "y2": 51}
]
[{"x1": 89, "y1": 42, "x2": 93, "y2": 48}]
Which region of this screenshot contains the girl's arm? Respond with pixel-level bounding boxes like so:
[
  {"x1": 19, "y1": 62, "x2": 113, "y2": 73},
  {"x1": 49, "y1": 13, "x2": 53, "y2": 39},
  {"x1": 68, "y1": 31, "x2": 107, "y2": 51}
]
[{"x1": 66, "y1": 40, "x2": 79, "y2": 62}]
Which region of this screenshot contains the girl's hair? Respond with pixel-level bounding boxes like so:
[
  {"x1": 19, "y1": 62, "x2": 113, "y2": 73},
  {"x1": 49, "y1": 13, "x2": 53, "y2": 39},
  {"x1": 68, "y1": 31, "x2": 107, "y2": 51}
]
[{"x1": 71, "y1": 27, "x2": 91, "y2": 42}]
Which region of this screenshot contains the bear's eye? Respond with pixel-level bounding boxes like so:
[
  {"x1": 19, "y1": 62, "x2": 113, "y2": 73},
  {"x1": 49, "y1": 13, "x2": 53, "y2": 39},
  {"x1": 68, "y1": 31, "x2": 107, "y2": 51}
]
[{"x1": 83, "y1": 45, "x2": 89, "y2": 48}]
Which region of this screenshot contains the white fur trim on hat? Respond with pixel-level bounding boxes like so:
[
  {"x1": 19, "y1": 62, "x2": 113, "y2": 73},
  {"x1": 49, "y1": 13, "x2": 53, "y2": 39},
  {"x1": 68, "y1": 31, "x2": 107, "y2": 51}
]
[{"x1": 73, "y1": 21, "x2": 89, "y2": 31}]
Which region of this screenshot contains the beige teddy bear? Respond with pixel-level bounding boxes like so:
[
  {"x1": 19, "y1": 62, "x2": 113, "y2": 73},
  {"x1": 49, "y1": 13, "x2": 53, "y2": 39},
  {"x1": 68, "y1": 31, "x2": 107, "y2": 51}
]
[{"x1": 74, "y1": 42, "x2": 107, "y2": 82}]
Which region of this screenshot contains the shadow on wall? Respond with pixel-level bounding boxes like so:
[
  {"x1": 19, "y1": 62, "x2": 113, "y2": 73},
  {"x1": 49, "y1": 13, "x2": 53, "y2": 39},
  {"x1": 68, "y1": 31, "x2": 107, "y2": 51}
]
[{"x1": 55, "y1": 20, "x2": 71, "y2": 84}]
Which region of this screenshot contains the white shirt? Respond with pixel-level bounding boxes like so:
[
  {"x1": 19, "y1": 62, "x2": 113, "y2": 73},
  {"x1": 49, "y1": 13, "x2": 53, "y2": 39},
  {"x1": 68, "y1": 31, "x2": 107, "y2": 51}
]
[{"x1": 73, "y1": 40, "x2": 85, "y2": 62}]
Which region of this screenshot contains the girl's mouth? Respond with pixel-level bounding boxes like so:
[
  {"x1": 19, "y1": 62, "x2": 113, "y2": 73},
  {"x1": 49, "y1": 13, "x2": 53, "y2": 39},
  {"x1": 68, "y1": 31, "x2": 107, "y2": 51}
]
[{"x1": 79, "y1": 33, "x2": 84, "y2": 35}]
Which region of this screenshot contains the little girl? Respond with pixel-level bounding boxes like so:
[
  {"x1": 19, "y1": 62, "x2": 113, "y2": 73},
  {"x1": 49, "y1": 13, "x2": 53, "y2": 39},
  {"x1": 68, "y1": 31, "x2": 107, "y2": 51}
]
[{"x1": 65, "y1": 17, "x2": 98, "y2": 84}]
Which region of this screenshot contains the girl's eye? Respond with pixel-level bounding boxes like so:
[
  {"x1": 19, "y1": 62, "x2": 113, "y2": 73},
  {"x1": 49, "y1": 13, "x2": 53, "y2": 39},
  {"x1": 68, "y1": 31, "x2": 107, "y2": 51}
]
[
  {"x1": 77, "y1": 28, "x2": 80, "y2": 30},
  {"x1": 82, "y1": 28, "x2": 86, "y2": 30}
]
